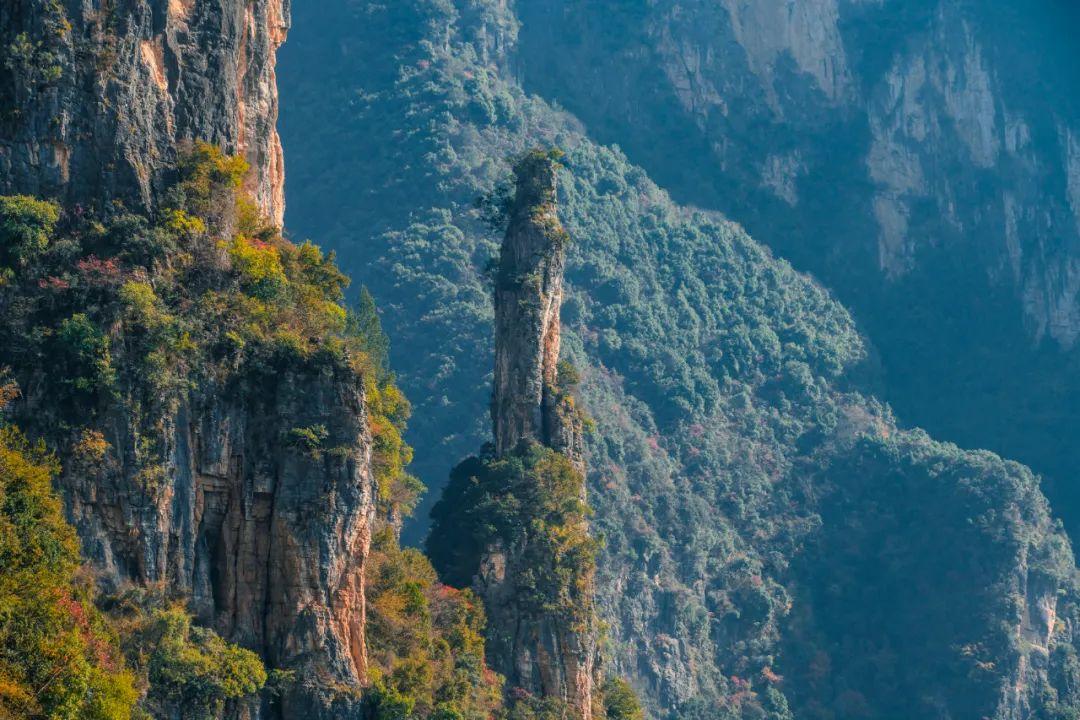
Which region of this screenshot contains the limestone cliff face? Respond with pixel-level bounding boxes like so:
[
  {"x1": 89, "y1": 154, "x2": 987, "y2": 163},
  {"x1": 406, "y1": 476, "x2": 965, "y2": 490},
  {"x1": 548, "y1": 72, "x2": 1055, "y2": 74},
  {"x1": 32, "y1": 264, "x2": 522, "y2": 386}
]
[
  {"x1": 476, "y1": 536, "x2": 596, "y2": 720},
  {"x1": 1, "y1": 3, "x2": 377, "y2": 718},
  {"x1": 519, "y1": 0, "x2": 1080, "y2": 345},
  {"x1": 42, "y1": 357, "x2": 375, "y2": 719},
  {"x1": 0, "y1": 0, "x2": 288, "y2": 224},
  {"x1": 484, "y1": 152, "x2": 595, "y2": 718}
]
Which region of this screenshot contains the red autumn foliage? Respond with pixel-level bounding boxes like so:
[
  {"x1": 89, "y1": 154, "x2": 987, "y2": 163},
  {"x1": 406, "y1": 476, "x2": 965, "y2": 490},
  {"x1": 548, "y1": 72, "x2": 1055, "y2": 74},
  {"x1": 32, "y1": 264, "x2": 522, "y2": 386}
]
[
  {"x1": 38, "y1": 275, "x2": 71, "y2": 290},
  {"x1": 76, "y1": 255, "x2": 123, "y2": 286},
  {"x1": 761, "y1": 666, "x2": 783, "y2": 684},
  {"x1": 56, "y1": 590, "x2": 123, "y2": 672}
]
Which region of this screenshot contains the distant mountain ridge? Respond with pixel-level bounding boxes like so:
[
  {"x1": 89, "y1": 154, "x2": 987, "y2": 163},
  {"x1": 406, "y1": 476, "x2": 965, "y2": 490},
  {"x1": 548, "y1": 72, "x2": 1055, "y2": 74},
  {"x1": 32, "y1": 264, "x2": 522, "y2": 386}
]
[
  {"x1": 513, "y1": 0, "x2": 1080, "y2": 539},
  {"x1": 2, "y1": 1, "x2": 1076, "y2": 718}
]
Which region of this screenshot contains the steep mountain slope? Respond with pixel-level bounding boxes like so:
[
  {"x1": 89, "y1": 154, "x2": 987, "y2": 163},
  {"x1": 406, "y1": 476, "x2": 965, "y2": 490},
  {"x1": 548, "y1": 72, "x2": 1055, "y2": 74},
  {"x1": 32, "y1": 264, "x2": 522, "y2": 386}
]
[
  {"x1": 0, "y1": 160, "x2": 504, "y2": 720},
  {"x1": 512, "y1": 0, "x2": 1080, "y2": 538},
  {"x1": 0, "y1": 149, "x2": 379, "y2": 718},
  {"x1": 278, "y1": 2, "x2": 1080, "y2": 718},
  {"x1": 0, "y1": 3, "x2": 381, "y2": 716}
]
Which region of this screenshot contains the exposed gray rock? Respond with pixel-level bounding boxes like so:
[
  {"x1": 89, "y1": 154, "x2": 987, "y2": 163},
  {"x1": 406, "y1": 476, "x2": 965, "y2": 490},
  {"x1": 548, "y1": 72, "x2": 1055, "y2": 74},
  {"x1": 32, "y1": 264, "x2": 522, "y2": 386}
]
[
  {"x1": 51, "y1": 358, "x2": 375, "y2": 718},
  {"x1": 1, "y1": 5, "x2": 380, "y2": 718},
  {"x1": 0, "y1": 0, "x2": 288, "y2": 223},
  {"x1": 492, "y1": 152, "x2": 567, "y2": 456}
]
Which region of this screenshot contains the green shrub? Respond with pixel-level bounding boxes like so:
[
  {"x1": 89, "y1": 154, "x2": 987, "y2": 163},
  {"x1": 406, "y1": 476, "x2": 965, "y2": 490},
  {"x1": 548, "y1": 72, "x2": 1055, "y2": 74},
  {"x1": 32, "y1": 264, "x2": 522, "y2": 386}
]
[
  {"x1": 365, "y1": 529, "x2": 503, "y2": 720},
  {"x1": 601, "y1": 677, "x2": 643, "y2": 720},
  {"x1": 228, "y1": 235, "x2": 288, "y2": 300},
  {"x1": 171, "y1": 142, "x2": 248, "y2": 229},
  {"x1": 107, "y1": 213, "x2": 178, "y2": 268},
  {"x1": 137, "y1": 607, "x2": 266, "y2": 719},
  {"x1": 285, "y1": 424, "x2": 329, "y2": 458},
  {"x1": 0, "y1": 195, "x2": 59, "y2": 267},
  {"x1": 367, "y1": 680, "x2": 416, "y2": 720},
  {"x1": 556, "y1": 359, "x2": 581, "y2": 390},
  {"x1": 504, "y1": 693, "x2": 572, "y2": 720},
  {"x1": 118, "y1": 281, "x2": 167, "y2": 329},
  {"x1": 429, "y1": 442, "x2": 596, "y2": 629},
  {"x1": 57, "y1": 313, "x2": 115, "y2": 395}
]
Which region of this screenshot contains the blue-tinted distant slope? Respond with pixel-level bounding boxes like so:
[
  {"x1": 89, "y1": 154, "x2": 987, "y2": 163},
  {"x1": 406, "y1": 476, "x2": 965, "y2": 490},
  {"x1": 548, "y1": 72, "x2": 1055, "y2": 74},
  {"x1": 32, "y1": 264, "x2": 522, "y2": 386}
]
[{"x1": 278, "y1": 2, "x2": 1080, "y2": 717}]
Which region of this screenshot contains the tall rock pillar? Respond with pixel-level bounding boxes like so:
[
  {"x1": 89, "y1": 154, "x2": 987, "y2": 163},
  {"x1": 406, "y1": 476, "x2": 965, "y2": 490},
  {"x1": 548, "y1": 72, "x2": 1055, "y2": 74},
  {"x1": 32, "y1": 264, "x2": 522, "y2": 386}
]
[
  {"x1": 492, "y1": 152, "x2": 563, "y2": 451},
  {"x1": 484, "y1": 150, "x2": 596, "y2": 719}
]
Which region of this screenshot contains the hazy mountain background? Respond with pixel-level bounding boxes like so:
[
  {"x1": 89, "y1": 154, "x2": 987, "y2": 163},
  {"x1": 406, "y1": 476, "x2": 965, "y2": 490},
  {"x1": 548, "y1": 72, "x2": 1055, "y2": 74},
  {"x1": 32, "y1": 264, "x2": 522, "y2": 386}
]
[{"x1": 276, "y1": 2, "x2": 1080, "y2": 717}]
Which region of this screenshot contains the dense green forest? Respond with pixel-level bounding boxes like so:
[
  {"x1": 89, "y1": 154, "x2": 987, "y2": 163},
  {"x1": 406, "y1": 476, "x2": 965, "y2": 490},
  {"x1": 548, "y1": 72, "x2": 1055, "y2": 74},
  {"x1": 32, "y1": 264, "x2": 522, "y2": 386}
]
[
  {"x1": 512, "y1": 0, "x2": 1080, "y2": 541},
  {"x1": 278, "y1": 1, "x2": 1080, "y2": 717}
]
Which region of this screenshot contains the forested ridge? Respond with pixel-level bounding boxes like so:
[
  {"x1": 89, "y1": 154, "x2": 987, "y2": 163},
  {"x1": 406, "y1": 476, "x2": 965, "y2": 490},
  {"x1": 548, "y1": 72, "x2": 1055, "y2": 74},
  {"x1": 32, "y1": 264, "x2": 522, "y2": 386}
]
[
  {"x1": 0, "y1": 144, "x2": 506, "y2": 718},
  {"x1": 512, "y1": 0, "x2": 1080, "y2": 542}
]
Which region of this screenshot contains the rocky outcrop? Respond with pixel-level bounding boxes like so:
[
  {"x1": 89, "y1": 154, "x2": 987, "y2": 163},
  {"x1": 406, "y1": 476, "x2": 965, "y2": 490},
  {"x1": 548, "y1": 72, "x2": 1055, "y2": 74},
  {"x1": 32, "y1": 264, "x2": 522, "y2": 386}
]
[
  {"x1": 277, "y1": 4, "x2": 1080, "y2": 717},
  {"x1": 50, "y1": 357, "x2": 375, "y2": 718},
  {"x1": 0, "y1": 3, "x2": 375, "y2": 717},
  {"x1": 476, "y1": 533, "x2": 597, "y2": 720},
  {"x1": 484, "y1": 151, "x2": 596, "y2": 718},
  {"x1": 491, "y1": 151, "x2": 581, "y2": 462},
  {"x1": 0, "y1": 0, "x2": 288, "y2": 223}
]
